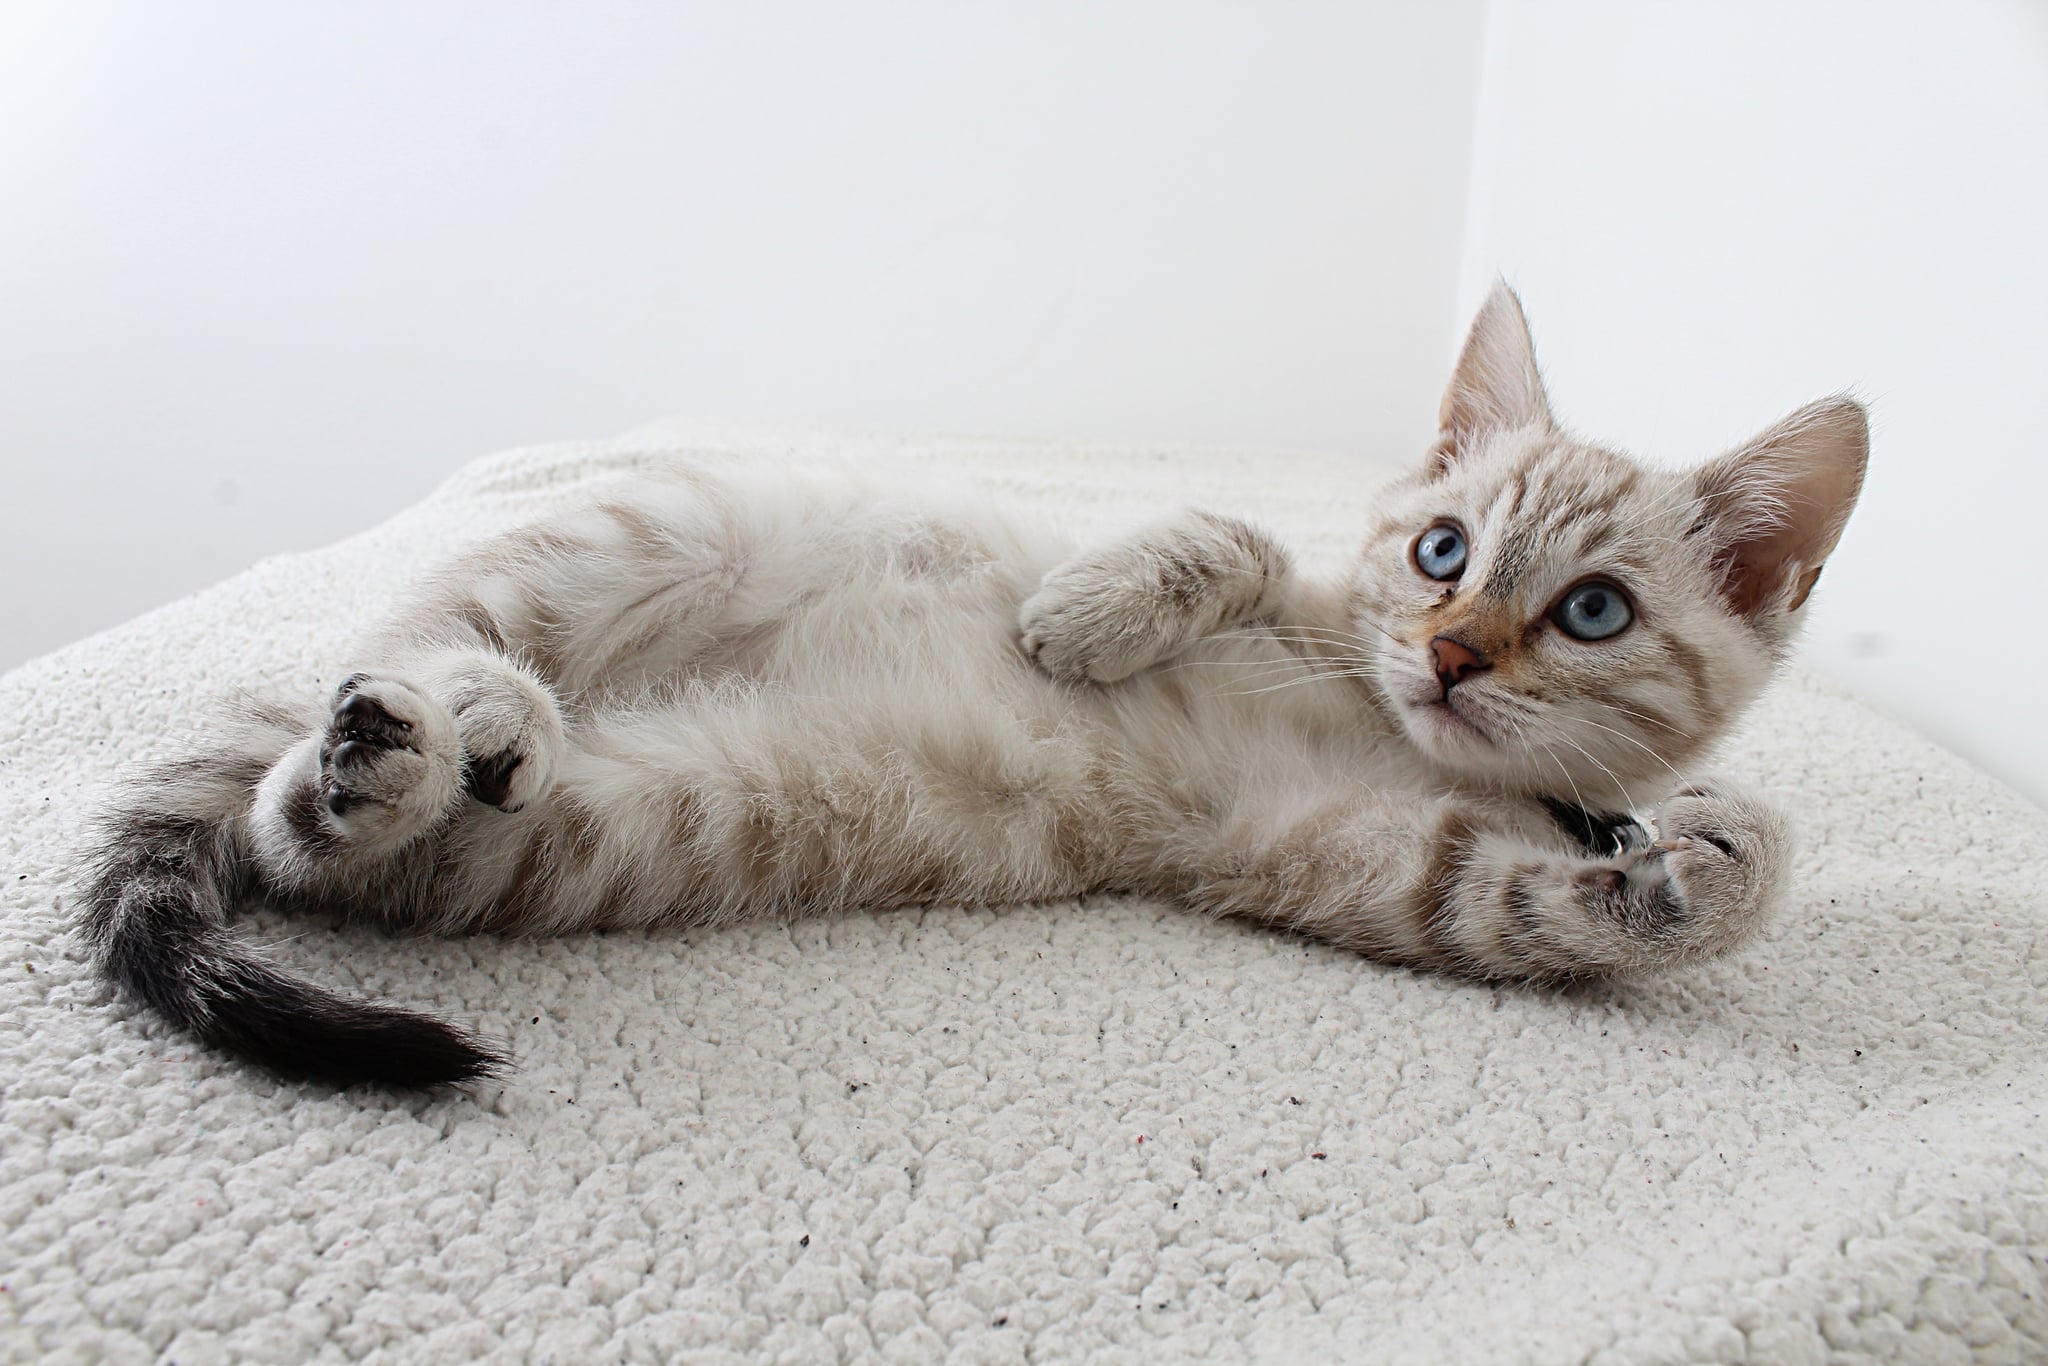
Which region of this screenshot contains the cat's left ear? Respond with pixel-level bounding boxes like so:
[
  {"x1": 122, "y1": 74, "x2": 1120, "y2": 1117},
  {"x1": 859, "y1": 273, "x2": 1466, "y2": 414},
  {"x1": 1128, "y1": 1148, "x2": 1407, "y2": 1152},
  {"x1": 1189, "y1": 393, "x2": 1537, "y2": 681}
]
[
  {"x1": 1692, "y1": 396, "x2": 1869, "y2": 619},
  {"x1": 1434, "y1": 281, "x2": 1555, "y2": 472}
]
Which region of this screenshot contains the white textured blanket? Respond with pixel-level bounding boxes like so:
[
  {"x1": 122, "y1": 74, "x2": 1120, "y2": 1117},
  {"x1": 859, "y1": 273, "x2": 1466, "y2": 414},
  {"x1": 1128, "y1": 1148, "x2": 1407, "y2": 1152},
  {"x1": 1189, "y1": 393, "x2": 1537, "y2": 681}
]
[{"x1": 3, "y1": 430, "x2": 2045, "y2": 1363}]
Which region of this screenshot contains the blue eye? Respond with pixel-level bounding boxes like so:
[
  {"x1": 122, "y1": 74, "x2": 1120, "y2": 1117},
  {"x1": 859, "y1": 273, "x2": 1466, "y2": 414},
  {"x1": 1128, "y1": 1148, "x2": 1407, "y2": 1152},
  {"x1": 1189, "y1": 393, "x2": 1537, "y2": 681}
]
[
  {"x1": 1414, "y1": 524, "x2": 1467, "y2": 581},
  {"x1": 1552, "y1": 581, "x2": 1634, "y2": 641}
]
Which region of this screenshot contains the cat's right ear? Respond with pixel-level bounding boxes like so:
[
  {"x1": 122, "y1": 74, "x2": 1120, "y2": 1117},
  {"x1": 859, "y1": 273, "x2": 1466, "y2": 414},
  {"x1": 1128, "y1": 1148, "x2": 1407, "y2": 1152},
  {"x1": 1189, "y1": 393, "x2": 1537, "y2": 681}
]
[{"x1": 1434, "y1": 281, "x2": 1555, "y2": 473}]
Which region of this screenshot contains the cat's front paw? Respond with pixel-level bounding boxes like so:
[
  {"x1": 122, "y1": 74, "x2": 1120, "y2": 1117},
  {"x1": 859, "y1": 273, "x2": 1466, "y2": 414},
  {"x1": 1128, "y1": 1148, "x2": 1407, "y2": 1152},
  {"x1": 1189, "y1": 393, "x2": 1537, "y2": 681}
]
[
  {"x1": 319, "y1": 674, "x2": 464, "y2": 835},
  {"x1": 1647, "y1": 778, "x2": 1794, "y2": 955},
  {"x1": 1019, "y1": 567, "x2": 1169, "y2": 685}
]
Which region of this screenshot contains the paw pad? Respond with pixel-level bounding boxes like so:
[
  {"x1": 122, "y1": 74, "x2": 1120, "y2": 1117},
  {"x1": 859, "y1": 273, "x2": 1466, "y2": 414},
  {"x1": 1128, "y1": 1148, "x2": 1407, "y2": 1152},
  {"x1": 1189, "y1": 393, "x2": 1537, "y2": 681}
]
[
  {"x1": 333, "y1": 692, "x2": 414, "y2": 748},
  {"x1": 465, "y1": 750, "x2": 526, "y2": 809}
]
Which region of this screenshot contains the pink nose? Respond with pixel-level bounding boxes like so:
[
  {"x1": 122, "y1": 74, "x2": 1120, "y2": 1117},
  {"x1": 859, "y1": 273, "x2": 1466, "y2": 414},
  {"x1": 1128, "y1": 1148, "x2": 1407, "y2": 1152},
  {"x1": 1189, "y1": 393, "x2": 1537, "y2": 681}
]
[{"x1": 1430, "y1": 636, "x2": 1489, "y2": 694}]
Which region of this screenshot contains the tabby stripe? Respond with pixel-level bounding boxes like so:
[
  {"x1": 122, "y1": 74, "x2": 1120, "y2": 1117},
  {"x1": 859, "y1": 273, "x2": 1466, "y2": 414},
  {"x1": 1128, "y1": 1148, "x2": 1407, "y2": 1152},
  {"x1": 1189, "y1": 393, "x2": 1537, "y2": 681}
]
[
  {"x1": 1499, "y1": 865, "x2": 1552, "y2": 971},
  {"x1": 449, "y1": 598, "x2": 509, "y2": 653},
  {"x1": 556, "y1": 794, "x2": 606, "y2": 866},
  {"x1": 1662, "y1": 633, "x2": 1713, "y2": 717},
  {"x1": 1413, "y1": 812, "x2": 1476, "y2": 965},
  {"x1": 598, "y1": 500, "x2": 672, "y2": 556},
  {"x1": 281, "y1": 781, "x2": 341, "y2": 858}
]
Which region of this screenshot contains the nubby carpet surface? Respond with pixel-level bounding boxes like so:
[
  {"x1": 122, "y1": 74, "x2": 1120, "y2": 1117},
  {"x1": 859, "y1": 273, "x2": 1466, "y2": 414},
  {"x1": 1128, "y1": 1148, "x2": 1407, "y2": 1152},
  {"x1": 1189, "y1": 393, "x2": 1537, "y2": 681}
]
[{"x1": 3, "y1": 430, "x2": 2044, "y2": 1363}]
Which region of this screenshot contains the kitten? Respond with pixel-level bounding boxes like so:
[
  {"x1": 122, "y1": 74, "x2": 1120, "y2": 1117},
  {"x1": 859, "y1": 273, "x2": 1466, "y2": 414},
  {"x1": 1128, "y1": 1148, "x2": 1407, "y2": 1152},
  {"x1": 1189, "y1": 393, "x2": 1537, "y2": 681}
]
[{"x1": 79, "y1": 285, "x2": 1867, "y2": 1087}]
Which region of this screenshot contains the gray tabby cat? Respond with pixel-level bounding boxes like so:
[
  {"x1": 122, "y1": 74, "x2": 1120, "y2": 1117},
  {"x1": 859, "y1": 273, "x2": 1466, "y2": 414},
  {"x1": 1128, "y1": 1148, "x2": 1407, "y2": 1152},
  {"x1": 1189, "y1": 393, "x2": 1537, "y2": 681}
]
[{"x1": 81, "y1": 286, "x2": 1868, "y2": 1086}]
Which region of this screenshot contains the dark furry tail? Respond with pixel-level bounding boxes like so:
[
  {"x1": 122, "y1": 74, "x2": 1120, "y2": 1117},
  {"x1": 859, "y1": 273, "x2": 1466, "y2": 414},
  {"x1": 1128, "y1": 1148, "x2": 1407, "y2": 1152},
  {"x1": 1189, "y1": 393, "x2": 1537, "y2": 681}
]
[{"x1": 80, "y1": 801, "x2": 504, "y2": 1088}]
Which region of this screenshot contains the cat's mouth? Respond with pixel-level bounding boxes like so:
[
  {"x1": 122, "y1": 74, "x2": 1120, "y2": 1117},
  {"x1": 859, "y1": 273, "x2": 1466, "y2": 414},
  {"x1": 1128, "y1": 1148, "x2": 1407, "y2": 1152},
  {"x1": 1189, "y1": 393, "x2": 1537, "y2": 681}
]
[{"x1": 1406, "y1": 694, "x2": 1495, "y2": 748}]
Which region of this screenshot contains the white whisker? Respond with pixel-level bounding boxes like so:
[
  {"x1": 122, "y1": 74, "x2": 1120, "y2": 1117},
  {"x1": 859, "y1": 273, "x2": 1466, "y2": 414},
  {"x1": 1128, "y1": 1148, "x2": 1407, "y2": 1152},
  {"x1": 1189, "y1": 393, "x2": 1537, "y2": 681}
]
[
  {"x1": 1603, "y1": 699, "x2": 1688, "y2": 737},
  {"x1": 1567, "y1": 713, "x2": 1687, "y2": 787},
  {"x1": 1218, "y1": 668, "x2": 1378, "y2": 698},
  {"x1": 1549, "y1": 730, "x2": 1634, "y2": 801}
]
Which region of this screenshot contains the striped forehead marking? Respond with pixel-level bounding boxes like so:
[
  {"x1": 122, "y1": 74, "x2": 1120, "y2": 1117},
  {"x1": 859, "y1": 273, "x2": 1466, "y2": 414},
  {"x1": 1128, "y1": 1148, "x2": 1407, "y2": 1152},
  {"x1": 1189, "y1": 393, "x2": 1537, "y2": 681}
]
[
  {"x1": 1474, "y1": 453, "x2": 1544, "y2": 599},
  {"x1": 1476, "y1": 455, "x2": 1645, "y2": 602}
]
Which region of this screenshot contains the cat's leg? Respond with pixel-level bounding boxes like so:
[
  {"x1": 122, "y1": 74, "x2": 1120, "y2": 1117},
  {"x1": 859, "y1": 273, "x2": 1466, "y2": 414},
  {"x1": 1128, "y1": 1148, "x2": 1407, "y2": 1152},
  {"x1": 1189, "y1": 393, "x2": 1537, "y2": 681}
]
[
  {"x1": 1433, "y1": 779, "x2": 1796, "y2": 977},
  {"x1": 382, "y1": 477, "x2": 767, "y2": 700},
  {"x1": 87, "y1": 480, "x2": 727, "y2": 1083},
  {"x1": 1020, "y1": 510, "x2": 1292, "y2": 683},
  {"x1": 1183, "y1": 779, "x2": 1794, "y2": 980},
  {"x1": 241, "y1": 477, "x2": 752, "y2": 902}
]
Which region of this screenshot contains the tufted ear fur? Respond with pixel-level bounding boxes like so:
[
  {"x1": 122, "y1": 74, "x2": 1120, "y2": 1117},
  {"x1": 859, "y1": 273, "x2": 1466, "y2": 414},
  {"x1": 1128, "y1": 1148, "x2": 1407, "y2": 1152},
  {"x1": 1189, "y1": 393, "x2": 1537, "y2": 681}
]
[
  {"x1": 1435, "y1": 281, "x2": 1554, "y2": 471},
  {"x1": 1691, "y1": 396, "x2": 1869, "y2": 619}
]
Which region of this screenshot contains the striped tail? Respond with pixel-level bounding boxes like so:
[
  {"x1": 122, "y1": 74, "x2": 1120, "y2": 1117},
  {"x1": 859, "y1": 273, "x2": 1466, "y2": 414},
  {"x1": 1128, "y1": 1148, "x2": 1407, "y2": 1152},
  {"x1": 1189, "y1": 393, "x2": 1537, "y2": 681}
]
[{"x1": 79, "y1": 800, "x2": 503, "y2": 1088}]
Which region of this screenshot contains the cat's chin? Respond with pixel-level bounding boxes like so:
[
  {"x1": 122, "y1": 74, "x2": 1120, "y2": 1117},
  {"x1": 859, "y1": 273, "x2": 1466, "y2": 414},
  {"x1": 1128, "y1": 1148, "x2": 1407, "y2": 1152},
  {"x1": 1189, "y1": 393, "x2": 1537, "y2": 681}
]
[{"x1": 1401, "y1": 696, "x2": 1497, "y2": 759}]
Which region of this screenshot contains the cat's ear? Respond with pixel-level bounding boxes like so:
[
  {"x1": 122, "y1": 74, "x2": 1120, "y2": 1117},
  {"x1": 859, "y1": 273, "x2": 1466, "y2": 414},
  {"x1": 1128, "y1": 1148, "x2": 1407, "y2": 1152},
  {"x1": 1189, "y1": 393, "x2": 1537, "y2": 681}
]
[
  {"x1": 1691, "y1": 396, "x2": 1869, "y2": 619},
  {"x1": 1434, "y1": 281, "x2": 1554, "y2": 471}
]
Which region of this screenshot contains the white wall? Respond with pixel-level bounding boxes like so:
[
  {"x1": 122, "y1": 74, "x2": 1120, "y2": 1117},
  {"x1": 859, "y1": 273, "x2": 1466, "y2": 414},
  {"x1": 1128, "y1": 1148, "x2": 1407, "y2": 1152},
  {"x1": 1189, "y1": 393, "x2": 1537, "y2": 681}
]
[
  {"x1": 1458, "y1": 0, "x2": 2048, "y2": 807},
  {"x1": 8, "y1": 1, "x2": 2042, "y2": 809},
  {"x1": 0, "y1": 0, "x2": 1485, "y2": 672}
]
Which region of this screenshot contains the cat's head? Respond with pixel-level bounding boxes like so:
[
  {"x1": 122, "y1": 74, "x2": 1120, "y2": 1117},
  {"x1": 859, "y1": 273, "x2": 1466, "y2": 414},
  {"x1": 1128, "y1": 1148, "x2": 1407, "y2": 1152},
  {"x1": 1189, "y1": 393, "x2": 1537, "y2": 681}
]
[{"x1": 1348, "y1": 283, "x2": 1867, "y2": 803}]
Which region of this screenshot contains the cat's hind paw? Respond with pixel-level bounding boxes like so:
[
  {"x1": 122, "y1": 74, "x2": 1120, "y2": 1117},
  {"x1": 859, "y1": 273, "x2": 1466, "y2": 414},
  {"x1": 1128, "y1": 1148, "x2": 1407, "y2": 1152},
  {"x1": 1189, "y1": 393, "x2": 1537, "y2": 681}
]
[{"x1": 318, "y1": 673, "x2": 464, "y2": 837}]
